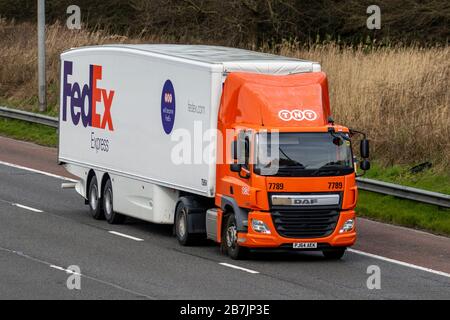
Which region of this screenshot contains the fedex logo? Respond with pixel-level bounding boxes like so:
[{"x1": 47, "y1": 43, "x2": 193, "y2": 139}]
[{"x1": 62, "y1": 61, "x2": 115, "y2": 131}]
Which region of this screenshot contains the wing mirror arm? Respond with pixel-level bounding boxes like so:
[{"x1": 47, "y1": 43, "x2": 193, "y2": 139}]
[{"x1": 350, "y1": 129, "x2": 371, "y2": 177}]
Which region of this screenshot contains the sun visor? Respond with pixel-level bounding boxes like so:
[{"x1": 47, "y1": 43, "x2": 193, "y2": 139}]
[{"x1": 220, "y1": 72, "x2": 331, "y2": 127}]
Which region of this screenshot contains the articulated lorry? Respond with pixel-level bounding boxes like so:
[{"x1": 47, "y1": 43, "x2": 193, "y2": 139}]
[{"x1": 59, "y1": 45, "x2": 370, "y2": 260}]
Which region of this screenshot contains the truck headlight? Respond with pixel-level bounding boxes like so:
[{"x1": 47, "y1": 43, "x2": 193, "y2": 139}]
[
  {"x1": 339, "y1": 219, "x2": 355, "y2": 233},
  {"x1": 251, "y1": 219, "x2": 271, "y2": 234}
]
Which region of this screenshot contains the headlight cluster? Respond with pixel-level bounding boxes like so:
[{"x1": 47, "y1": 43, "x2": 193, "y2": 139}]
[{"x1": 251, "y1": 219, "x2": 271, "y2": 234}]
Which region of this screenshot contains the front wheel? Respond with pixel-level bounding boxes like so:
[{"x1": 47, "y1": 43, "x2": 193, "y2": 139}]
[
  {"x1": 322, "y1": 247, "x2": 346, "y2": 260},
  {"x1": 103, "y1": 179, "x2": 126, "y2": 225},
  {"x1": 223, "y1": 214, "x2": 248, "y2": 260}
]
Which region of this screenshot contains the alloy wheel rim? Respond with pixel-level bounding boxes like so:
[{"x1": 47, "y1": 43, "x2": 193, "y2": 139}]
[
  {"x1": 226, "y1": 224, "x2": 237, "y2": 248},
  {"x1": 90, "y1": 184, "x2": 98, "y2": 210},
  {"x1": 105, "y1": 188, "x2": 112, "y2": 216},
  {"x1": 178, "y1": 209, "x2": 186, "y2": 238}
]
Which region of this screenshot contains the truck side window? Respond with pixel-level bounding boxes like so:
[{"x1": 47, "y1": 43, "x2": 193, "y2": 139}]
[{"x1": 244, "y1": 136, "x2": 250, "y2": 169}]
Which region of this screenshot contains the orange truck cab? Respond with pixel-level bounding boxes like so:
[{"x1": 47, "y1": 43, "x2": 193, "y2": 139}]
[{"x1": 211, "y1": 72, "x2": 370, "y2": 260}]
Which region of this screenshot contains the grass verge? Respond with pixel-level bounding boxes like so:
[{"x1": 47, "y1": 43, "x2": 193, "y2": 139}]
[
  {"x1": 365, "y1": 163, "x2": 450, "y2": 194},
  {"x1": 357, "y1": 190, "x2": 450, "y2": 236},
  {"x1": 0, "y1": 118, "x2": 57, "y2": 147}
]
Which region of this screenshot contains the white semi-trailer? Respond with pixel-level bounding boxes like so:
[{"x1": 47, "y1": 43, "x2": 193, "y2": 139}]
[{"x1": 59, "y1": 45, "x2": 369, "y2": 259}]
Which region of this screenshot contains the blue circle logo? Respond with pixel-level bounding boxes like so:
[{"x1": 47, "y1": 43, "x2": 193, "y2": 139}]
[{"x1": 161, "y1": 80, "x2": 176, "y2": 134}]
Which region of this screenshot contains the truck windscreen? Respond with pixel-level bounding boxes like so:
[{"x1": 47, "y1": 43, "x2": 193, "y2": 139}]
[{"x1": 254, "y1": 132, "x2": 354, "y2": 177}]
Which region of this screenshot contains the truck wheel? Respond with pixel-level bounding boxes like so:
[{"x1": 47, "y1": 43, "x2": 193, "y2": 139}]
[
  {"x1": 322, "y1": 248, "x2": 346, "y2": 260},
  {"x1": 175, "y1": 201, "x2": 198, "y2": 246},
  {"x1": 88, "y1": 176, "x2": 104, "y2": 220},
  {"x1": 223, "y1": 214, "x2": 248, "y2": 260},
  {"x1": 103, "y1": 179, "x2": 125, "y2": 225}
]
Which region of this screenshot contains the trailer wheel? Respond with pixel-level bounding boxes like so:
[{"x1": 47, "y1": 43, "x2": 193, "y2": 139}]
[
  {"x1": 223, "y1": 214, "x2": 248, "y2": 260},
  {"x1": 103, "y1": 179, "x2": 125, "y2": 225},
  {"x1": 88, "y1": 176, "x2": 104, "y2": 220},
  {"x1": 175, "y1": 201, "x2": 198, "y2": 246},
  {"x1": 322, "y1": 247, "x2": 346, "y2": 260}
]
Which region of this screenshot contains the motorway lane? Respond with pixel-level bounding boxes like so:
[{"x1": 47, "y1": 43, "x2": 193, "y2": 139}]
[
  {"x1": 0, "y1": 244, "x2": 141, "y2": 300},
  {"x1": 2, "y1": 136, "x2": 449, "y2": 273},
  {"x1": 0, "y1": 163, "x2": 449, "y2": 299}
]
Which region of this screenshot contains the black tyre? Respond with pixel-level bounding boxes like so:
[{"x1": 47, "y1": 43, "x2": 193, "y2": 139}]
[
  {"x1": 103, "y1": 179, "x2": 126, "y2": 224},
  {"x1": 175, "y1": 200, "x2": 200, "y2": 246},
  {"x1": 223, "y1": 214, "x2": 248, "y2": 260},
  {"x1": 322, "y1": 247, "x2": 346, "y2": 260},
  {"x1": 88, "y1": 175, "x2": 104, "y2": 220}
]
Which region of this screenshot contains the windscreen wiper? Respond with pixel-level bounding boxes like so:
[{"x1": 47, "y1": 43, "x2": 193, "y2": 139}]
[
  {"x1": 276, "y1": 165, "x2": 307, "y2": 176},
  {"x1": 310, "y1": 164, "x2": 346, "y2": 176}
]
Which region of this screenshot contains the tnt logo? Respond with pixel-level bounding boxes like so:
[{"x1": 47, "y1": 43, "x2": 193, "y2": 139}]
[
  {"x1": 62, "y1": 61, "x2": 115, "y2": 131},
  {"x1": 291, "y1": 110, "x2": 304, "y2": 121},
  {"x1": 278, "y1": 109, "x2": 317, "y2": 122},
  {"x1": 279, "y1": 110, "x2": 292, "y2": 121}
]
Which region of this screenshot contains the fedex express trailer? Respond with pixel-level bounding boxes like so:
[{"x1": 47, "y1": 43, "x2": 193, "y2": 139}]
[{"x1": 59, "y1": 45, "x2": 370, "y2": 260}]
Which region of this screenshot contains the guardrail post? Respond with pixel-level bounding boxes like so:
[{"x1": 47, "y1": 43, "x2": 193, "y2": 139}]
[{"x1": 37, "y1": 0, "x2": 47, "y2": 112}]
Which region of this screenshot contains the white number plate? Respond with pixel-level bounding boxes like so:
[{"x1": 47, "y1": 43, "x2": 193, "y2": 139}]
[{"x1": 293, "y1": 242, "x2": 318, "y2": 249}]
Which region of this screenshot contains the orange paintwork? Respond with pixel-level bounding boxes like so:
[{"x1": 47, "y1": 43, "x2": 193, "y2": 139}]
[
  {"x1": 215, "y1": 72, "x2": 358, "y2": 249},
  {"x1": 218, "y1": 72, "x2": 331, "y2": 128},
  {"x1": 239, "y1": 210, "x2": 356, "y2": 248},
  {"x1": 216, "y1": 208, "x2": 223, "y2": 243}
]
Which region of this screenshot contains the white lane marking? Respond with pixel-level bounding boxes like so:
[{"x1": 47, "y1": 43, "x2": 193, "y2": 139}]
[
  {"x1": 219, "y1": 263, "x2": 259, "y2": 274},
  {"x1": 50, "y1": 265, "x2": 81, "y2": 275},
  {"x1": 348, "y1": 249, "x2": 450, "y2": 278},
  {"x1": 12, "y1": 203, "x2": 43, "y2": 213},
  {"x1": 50, "y1": 265, "x2": 65, "y2": 271},
  {"x1": 108, "y1": 231, "x2": 144, "y2": 242},
  {"x1": 0, "y1": 160, "x2": 77, "y2": 182}
]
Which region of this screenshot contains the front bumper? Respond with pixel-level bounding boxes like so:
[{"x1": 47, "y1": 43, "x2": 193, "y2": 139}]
[{"x1": 238, "y1": 210, "x2": 356, "y2": 249}]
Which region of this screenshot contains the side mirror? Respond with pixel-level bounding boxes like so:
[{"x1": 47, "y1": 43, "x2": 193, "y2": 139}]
[
  {"x1": 231, "y1": 141, "x2": 238, "y2": 161},
  {"x1": 360, "y1": 139, "x2": 370, "y2": 159},
  {"x1": 360, "y1": 159, "x2": 371, "y2": 171},
  {"x1": 230, "y1": 131, "x2": 251, "y2": 179}
]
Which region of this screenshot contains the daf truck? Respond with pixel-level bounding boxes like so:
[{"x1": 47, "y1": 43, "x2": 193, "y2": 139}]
[{"x1": 58, "y1": 45, "x2": 370, "y2": 260}]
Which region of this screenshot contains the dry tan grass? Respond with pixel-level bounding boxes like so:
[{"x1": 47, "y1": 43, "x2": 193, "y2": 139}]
[
  {"x1": 276, "y1": 43, "x2": 450, "y2": 167},
  {"x1": 0, "y1": 21, "x2": 449, "y2": 167}
]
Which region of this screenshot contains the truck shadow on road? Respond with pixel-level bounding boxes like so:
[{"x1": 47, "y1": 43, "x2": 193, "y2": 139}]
[
  {"x1": 245, "y1": 251, "x2": 333, "y2": 263},
  {"x1": 120, "y1": 217, "x2": 342, "y2": 263}
]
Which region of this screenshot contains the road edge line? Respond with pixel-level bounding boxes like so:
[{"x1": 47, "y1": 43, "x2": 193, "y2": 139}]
[
  {"x1": 0, "y1": 160, "x2": 77, "y2": 182},
  {"x1": 348, "y1": 248, "x2": 450, "y2": 278},
  {"x1": 219, "y1": 262, "x2": 259, "y2": 274}
]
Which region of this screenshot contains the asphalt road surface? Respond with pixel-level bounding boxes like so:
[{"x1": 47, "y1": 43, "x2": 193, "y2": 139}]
[{"x1": 0, "y1": 136, "x2": 449, "y2": 299}]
